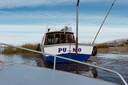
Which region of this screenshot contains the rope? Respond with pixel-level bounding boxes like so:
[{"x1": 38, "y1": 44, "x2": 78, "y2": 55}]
[{"x1": 92, "y1": 0, "x2": 117, "y2": 45}]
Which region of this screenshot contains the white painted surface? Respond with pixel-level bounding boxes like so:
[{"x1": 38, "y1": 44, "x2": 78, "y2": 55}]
[
  {"x1": 44, "y1": 44, "x2": 93, "y2": 55},
  {"x1": 0, "y1": 64, "x2": 118, "y2": 85}
]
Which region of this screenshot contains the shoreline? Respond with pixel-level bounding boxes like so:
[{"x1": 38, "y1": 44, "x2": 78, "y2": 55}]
[
  {"x1": 97, "y1": 47, "x2": 128, "y2": 54},
  {"x1": 1, "y1": 43, "x2": 128, "y2": 55}
]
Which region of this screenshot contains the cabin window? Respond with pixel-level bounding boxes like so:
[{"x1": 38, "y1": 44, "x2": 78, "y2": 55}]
[
  {"x1": 61, "y1": 34, "x2": 66, "y2": 43},
  {"x1": 47, "y1": 34, "x2": 54, "y2": 45},
  {"x1": 67, "y1": 34, "x2": 75, "y2": 43},
  {"x1": 44, "y1": 33, "x2": 75, "y2": 45},
  {"x1": 55, "y1": 34, "x2": 60, "y2": 44}
]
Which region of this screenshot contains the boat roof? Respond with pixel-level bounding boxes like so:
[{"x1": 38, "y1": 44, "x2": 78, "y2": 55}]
[
  {"x1": 46, "y1": 31, "x2": 74, "y2": 35},
  {"x1": 0, "y1": 64, "x2": 118, "y2": 85}
]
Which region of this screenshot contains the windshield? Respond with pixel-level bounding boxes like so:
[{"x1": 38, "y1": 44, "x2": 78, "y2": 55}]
[{"x1": 44, "y1": 33, "x2": 75, "y2": 45}]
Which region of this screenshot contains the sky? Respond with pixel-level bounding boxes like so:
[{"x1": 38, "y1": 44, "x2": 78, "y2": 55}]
[{"x1": 0, "y1": 0, "x2": 128, "y2": 45}]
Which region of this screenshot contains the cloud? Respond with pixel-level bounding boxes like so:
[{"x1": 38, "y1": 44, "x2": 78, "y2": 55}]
[
  {"x1": 0, "y1": 0, "x2": 127, "y2": 45},
  {"x1": 0, "y1": 9, "x2": 127, "y2": 27},
  {"x1": 0, "y1": 0, "x2": 47, "y2": 8},
  {"x1": 0, "y1": 0, "x2": 127, "y2": 9},
  {"x1": 0, "y1": 0, "x2": 73, "y2": 8},
  {"x1": 0, "y1": 24, "x2": 128, "y2": 45}
]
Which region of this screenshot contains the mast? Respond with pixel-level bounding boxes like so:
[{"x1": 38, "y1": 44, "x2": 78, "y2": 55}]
[{"x1": 75, "y1": 0, "x2": 80, "y2": 54}]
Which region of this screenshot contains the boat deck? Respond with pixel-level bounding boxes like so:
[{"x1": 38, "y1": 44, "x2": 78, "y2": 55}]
[{"x1": 0, "y1": 64, "x2": 118, "y2": 85}]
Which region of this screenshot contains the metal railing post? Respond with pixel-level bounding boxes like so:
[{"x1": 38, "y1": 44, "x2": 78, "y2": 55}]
[{"x1": 53, "y1": 56, "x2": 56, "y2": 70}]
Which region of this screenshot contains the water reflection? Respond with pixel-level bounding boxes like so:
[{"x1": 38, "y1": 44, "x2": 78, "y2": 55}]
[{"x1": 0, "y1": 54, "x2": 37, "y2": 66}]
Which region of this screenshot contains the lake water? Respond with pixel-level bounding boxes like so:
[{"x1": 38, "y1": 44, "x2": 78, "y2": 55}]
[
  {"x1": 97, "y1": 53, "x2": 128, "y2": 85},
  {"x1": 0, "y1": 53, "x2": 128, "y2": 84}
]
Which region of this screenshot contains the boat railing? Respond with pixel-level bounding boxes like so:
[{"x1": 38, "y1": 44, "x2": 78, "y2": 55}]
[
  {"x1": 52, "y1": 54, "x2": 127, "y2": 85},
  {"x1": 0, "y1": 42, "x2": 127, "y2": 85}
]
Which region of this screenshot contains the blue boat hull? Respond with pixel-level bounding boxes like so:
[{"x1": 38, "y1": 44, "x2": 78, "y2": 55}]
[{"x1": 45, "y1": 53, "x2": 91, "y2": 63}]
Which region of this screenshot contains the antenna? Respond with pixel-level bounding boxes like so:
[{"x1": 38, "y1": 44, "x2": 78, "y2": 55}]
[
  {"x1": 91, "y1": 0, "x2": 117, "y2": 45},
  {"x1": 75, "y1": 0, "x2": 80, "y2": 54}
]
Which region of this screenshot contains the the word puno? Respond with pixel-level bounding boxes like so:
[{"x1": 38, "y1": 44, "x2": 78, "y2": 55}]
[{"x1": 58, "y1": 48, "x2": 82, "y2": 53}]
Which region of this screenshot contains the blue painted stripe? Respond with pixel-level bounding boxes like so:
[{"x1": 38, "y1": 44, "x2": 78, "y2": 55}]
[{"x1": 45, "y1": 53, "x2": 91, "y2": 63}]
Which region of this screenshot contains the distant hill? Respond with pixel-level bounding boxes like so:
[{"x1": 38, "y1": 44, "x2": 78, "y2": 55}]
[
  {"x1": 96, "y1": 38, "x2": 128, "y2": 53},
  {"x1": 97, "y1": 38, "x2": 128, "y2": 47},
  {"x1": 106, "y1": 39, "x2": 128, "y2": 47}
]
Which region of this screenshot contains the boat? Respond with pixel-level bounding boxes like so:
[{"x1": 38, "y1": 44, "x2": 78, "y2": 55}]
[{"x1": 40, "y1": 27, "x2": 97, "y2": 64}]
